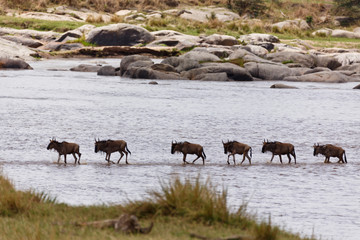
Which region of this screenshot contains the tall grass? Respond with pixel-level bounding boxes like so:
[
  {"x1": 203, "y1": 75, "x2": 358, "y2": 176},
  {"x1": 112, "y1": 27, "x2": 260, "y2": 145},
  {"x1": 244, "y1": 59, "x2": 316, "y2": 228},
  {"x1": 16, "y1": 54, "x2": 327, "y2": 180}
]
[
  {"x1": 0, "y1": 176, "x2": 55, "y2": 217},
  {"x1": 124, "y1": 176, "x2": 250, "y2": 226}
]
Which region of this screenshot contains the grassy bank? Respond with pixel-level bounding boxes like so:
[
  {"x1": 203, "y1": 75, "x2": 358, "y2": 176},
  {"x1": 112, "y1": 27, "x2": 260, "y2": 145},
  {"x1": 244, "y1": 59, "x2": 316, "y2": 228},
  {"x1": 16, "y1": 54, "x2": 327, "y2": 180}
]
[{"x1": 0, "y1": 175, "x2": 314, "y2": 240}]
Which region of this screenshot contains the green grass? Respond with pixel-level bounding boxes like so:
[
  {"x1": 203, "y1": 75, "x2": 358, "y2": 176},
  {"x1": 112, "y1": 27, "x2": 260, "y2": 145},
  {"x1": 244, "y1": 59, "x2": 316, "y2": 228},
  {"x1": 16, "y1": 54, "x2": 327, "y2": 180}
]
[
  {"x1": 0, "y1": 15, "x2": 86, "y2": 32},
  {"x1": 0, "y1": 175, "x2": 314, "y2": 240}
]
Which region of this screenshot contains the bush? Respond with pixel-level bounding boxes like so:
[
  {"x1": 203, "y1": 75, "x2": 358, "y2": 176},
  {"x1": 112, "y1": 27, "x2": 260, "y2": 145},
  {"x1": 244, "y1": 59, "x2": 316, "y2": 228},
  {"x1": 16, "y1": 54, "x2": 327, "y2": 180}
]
[
  {"x1": 228, "y1": 0, "x2": 266, "y2": 17},
  {"x1": 333, "y1": 0, "x2": 360, "y2": 19}
]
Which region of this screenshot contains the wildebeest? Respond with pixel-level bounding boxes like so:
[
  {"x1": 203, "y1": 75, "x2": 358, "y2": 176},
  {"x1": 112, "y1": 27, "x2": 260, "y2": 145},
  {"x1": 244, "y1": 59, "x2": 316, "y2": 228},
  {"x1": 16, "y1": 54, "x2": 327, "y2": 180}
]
[
  {"x1": 171, "y1": 141, "x2": 206, "y2": 164},
  {"x1": 47, "y1": 138, "x2": 81, "y2": 164},
  {"x1": 222, "y1": 140, "x2": 252, "y2": 165},
  {"x1": 94, "y1": 139, "x2": 131, "y2": 164},
  {"x1": 262, "y1": 140, "x2": 296, "y2": 164},
  {"x1": 313, "y1": 143, "x2": 347, "y2": 163}
]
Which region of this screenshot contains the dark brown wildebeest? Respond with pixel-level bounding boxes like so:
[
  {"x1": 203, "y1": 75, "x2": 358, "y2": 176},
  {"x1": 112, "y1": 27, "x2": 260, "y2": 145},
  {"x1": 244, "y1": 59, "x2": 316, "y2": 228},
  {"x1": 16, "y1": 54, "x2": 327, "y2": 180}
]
[
  {"x1": 222, "y1": 140, "x2": 252, "y2": 165},
  {"x1": 262, "y1": 140, "x2": 296, "y2": 164},
  {"x1": 171, "y1": 141, "x2": 206, "y2": 165},
  {"x1": 313, "y1": 144, "x2": 347, "y2": 163},
  {"x1": 94, "y1": 139, "x2": 131, "y2": 164},
  {"x1": 47, "y1": 138, "x2": 81, "y2": 164}
]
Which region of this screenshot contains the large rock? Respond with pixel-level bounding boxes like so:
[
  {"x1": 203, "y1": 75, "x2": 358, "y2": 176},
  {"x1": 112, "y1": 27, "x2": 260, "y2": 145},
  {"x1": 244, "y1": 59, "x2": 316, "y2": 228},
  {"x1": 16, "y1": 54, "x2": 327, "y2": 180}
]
[
  {"x1": 175, "y1": 7, "x2": 240, "y2": 22},
  {"x1": 270, "y1": 83, "x2": 298, "y2": 89},
  {"x1": 312, "y1": 28, "x2": 333, "y2": 37},
  {"x1": 120, "y1": 55, "x2": 153, "y2": 75},
  {"x1": 1, "y1": 35, "x2": 42, "y2": 48},
  {"x1": 228, "y1": 49, "x2": 275, "y2": 64},
  {"x1": 284, "y1": 71, "x2": 356, "y2": 83},
  {"x1": 181, "y1": 51, "x2": 221, "y2": 62},
  {"x1": 353, "y1": 83, "x2": 360, "y2": 89},
  {"x1": 161, "y1": 57, "x2": 200, "y2": 72},
  {"x1": 123, "y1": 67, "x2": 186, "y2": 80},
  {"x1": 266, "y1": 52, "x2": 315, "y2": 68},
  {"x1": 0, "y1": 38, "x2": 36, "y2": 60},
  {"x1": 337, "y1": 63, "x2": 360, "y2": 73},
  {"x1": 56, "y1": 25, "x2": 95, "y2": 42},
  {"x1": 0, "y1": 58, "x2": 32, "y2": 69},
  {"x1": 149, "y1": 30, "x2": 200, "y2": 50},
  {"x1": 239, "y1": 45, "x2": 268, "y2": 58},
  {"x1": 97, "y1": 66, "x2": 116, "y2": 76},
  {"x1": 191, "y1": 47, "x2": 234, "y2": 58},
  {"x1": 331, "y1": 29, "x2": 360, "y2": 39},
  {"x1": 182, "y1": 62, "x2": 253, "y2": 81},
  {"x1": 272, "y1": 19, "x2": 310, "y2": 31},
  {"x1": 313, "y1": 55, "x2": 342, "y2": 70},
  {"x1": 239, "y1": 33, "x2": 280, "y2": 44},
  {"x1": 0, "y1": 27, "x2": 60, "y2": 42},
  {"x1": 333, "y1": 53, "x2": 360, "y2": 66},
  {"x1": 200, "y1": 34, "x2": 238, "y2": 46},
  {"x1": 244, "y1": 62, "x2": 299, "y2": 80},
  {"x1": 70, "y1": 64, "x2": 102, "y2": 72},
  {"x1": 42, "y1": 42, "x2": 83, "y2": 51},
  {"x1": 86, "y1": 24, "x2": 155, "y2": 46}
]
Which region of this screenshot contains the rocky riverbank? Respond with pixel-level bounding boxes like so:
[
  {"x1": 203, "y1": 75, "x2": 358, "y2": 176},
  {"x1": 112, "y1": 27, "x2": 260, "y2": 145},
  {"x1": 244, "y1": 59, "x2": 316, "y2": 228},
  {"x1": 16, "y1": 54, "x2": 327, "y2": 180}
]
[{"x1": 0, "y1": 6, "x2": 360, "y2": 83}]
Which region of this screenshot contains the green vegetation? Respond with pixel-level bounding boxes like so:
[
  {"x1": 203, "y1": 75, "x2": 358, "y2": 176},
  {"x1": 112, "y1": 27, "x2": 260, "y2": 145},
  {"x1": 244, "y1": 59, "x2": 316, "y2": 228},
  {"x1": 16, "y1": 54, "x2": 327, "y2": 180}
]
[
  {"x1": 0, "y1": 175, "x2": 314, "y2": 240},
  {"x1": 0, "y1": 15, "x2": 85, "y2": 32}
]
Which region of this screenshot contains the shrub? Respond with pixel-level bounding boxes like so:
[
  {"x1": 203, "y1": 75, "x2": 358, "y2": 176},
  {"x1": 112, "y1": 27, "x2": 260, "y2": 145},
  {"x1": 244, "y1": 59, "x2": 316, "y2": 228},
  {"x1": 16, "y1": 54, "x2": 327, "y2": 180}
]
[{"x1": 228, "y1": 0, "x2": 266, "y2": 17}]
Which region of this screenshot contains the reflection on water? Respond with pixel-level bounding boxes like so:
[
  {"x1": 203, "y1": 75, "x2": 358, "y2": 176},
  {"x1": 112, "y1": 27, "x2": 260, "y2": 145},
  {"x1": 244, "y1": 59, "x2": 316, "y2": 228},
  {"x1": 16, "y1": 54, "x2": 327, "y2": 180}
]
[{"x1": 1, "y1": 59, "x2": 360, "y2": 240}]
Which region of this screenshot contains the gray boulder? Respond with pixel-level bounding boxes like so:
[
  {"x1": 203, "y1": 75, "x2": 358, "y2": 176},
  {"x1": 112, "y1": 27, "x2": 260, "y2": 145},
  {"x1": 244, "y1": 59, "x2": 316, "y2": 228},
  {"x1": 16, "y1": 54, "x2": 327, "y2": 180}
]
[
  {"x1": 240, "y1": 45, "x2": 268, "y2": 58},
  {"x1": 270, "y1": 83, "x2": 298, "y2": 89},
  {"x1": 120, "y1": 55, "x2": 153, "y2": 75},
  {"x1": 42, "y1": 42, "x2": 83, "y2": 51},
  {"x1": 161, "y1": 57, "x2": 200, "y2": 72},
  {"x1": 149, "y1": 30, "x2": 200, "y2": 50},
  {"x1": 181, "y1": 51, "x2": 221, "y2": 62},
  {"x1": 244, "y1": 62, "x2": 298, "y2": 80},
  {"x1": 337, "y1": 63, "x2": 360, "y2": 73},
  {"x1": 303, "y1": 67, "x2": 331, "y2": 75},
  {"x1": 272, "y1": 19, "x2": 310, "y2": 31},
  {"x1": 334, "y1": 53, "x2": 360, "y2": 66},
  {"x1": 123, "y1": 67, "x2": 186, "y2": 80},
  {"x1": 353, "y1": 83, "x2": 360, "y2": 89},
  {"x1": 284, "y1": 71, "x2": 355, "y2": 83},
  {"x1": 229, "y1": 49, "x2": 274, "y2": 64},
  {"x1": 70, "y1": 64, "x2": 102, "y2": 72},
  {"x1": 0, "y1": 58, "x2": 32, "y2": 69},
  {"x1": 267, "y1": 52, "x2": 315, "y2": 68},
  {"x1": 1, "y1": 35, "x2": 42, "y2": 48},
  {"x1": 200, "y1": 34, "x2": 238, "y2": 46},
  {"x1": 193, "y1": 72, "x2": 229, "y2": 81},
  {"x1": 86, "y1": 24, "x2": 155, "y2": 46},
  {"x1": 331, "y1": 29, "x2": 360, "y2": 39},
  {"x1": 182, "y1": 62, "x2": 253, "y2": 81},
  {"x1": 313, "y1": 55, "x2": 342, "y2": 70},
  {"x1": 239, "y1": 33, "x2": 280, "y2": 44},
  {"x1": 191, "y1": 47, "x2": 234, "y2": 58},
  {"x1": 97, "y1": 65, "x2": 116, "y2": 76}
]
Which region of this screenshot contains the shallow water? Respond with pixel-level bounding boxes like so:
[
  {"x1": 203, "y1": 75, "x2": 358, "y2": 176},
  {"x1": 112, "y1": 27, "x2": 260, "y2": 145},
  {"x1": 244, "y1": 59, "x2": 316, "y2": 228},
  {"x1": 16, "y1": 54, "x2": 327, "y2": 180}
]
[{"x1": 1, "y1": 58, "x2": 360, "y2": 239}]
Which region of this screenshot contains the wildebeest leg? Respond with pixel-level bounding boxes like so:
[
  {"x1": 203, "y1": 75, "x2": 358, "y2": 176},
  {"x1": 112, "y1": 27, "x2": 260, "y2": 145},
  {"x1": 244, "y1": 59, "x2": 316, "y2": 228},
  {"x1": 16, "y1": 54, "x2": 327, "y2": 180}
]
[
  {"x1": 72, "y1": 153, "x2": 78, "y2": 164},
  {"x1": 77, "y1": 153, "x2": 81, "y2": 164},
  {"x1": 117, "y1": 152, "x2": 124, "y2": 164},
  {"x1": 64, "y1": 154, "x2": 67, "y2": 164},
  {"x1": 233, "y1": 154, "x2": 236, "y2": 165},
  {"x1": 125, "y1": 152, "x2": 129, "y2": 164},
  {"x1": 287, "y1": 153, "x2": 291, "y2": 164},
  {"x1": 270, "y1": 154, "x2": 275, "y2": 163},
  {"x1": 57, "y1": 154, "x2": 61, "y2": 163},
  {"x1": 227, "y1": 155, "x2": 231, "y2": 164},
  {"x1": 278, "y1": 155, "x2": 283, "y2": 164},
  {"x1": 245, "y1": 153, "x2": 251, "y2": 164},
  {"x1": 183, "y1": 154, "x2": 189, "y2": 164},
  {"x1": 192, "y1": 155, "x2": 201, "y2": 164},
  {"x1": 240, "y1": 154, "x2": 246, "y2": 165}
]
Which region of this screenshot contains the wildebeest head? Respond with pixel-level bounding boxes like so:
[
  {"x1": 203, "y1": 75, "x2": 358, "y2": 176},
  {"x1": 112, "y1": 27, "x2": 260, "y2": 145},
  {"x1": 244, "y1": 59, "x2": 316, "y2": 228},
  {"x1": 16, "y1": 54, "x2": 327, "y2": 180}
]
[
  {"x1": 222, "y1": 140, "x2": 232, "y2": 154},
  {"x1": 262, "y1": 139, "x2": 275, "y2": 153},
  {"x1": 47, "y1": 138, "x2": 59, "y2": 150},
  {"x1": 171, "y1": 141, "x2": 182, "y2": 154},
  {"x1": 94, "y1": 138, "x2": 107, "y2": 153},
  {"x1": 313, "y1": 143, "x2": 323, "y2": 156}
]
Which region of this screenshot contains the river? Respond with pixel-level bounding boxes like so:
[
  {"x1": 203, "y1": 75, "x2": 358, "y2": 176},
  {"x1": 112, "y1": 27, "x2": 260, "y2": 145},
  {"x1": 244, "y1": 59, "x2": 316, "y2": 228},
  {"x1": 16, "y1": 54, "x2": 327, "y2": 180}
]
[{"x1": 1, "y1": 58, "x2": 360, "y2": 240}]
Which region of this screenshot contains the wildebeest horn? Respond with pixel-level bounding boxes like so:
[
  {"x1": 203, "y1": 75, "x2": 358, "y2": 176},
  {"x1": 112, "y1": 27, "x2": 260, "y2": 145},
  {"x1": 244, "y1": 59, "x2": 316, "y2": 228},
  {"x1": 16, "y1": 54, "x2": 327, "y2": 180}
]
[{"x1": 222, "y1": 140, "x2": 224, "y2": 144}]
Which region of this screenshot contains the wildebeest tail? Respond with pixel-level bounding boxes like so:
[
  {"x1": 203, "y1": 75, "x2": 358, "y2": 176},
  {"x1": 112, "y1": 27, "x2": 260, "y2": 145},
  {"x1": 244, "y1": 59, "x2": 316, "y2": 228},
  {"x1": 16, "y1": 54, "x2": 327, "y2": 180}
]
[
  {"x1": 126, "y1": 145, "x2": 131, "y2": 155},
  {"x1": 250, "y1": 147, "x2": 252, "y2": 158},
  {"x1": 344, "y1": 151, "x2": 347, "y2": 163},
  {"x1": 202, "y1": 150, "x2": 206, "y2": 160}
]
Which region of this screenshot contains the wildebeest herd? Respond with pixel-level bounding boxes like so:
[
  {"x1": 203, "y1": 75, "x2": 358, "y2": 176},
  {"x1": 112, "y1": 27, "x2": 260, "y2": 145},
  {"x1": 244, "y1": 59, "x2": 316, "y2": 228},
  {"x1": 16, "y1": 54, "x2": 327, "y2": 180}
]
[{"x1": 47, "y1": 138, "x2": 348, "y2": 165}]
